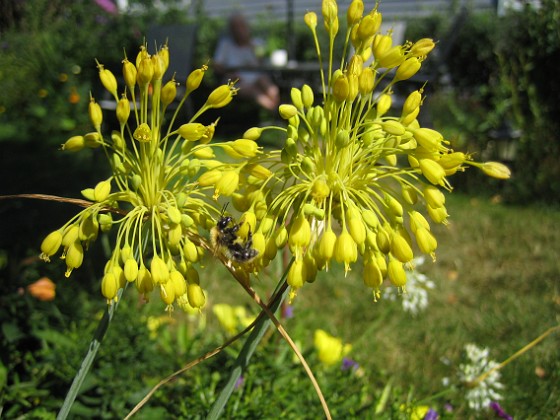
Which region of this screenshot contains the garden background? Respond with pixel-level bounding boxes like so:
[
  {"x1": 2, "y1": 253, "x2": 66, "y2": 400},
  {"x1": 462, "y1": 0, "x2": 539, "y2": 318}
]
[{"x1": 0, "y1": 0, "x2": 559, "y2": 418}]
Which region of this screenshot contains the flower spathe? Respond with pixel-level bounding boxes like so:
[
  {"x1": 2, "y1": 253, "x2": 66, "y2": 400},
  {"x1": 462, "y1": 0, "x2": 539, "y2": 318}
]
[{"x1": 240, "y1": 0, "x2": 510, "y2": 302}]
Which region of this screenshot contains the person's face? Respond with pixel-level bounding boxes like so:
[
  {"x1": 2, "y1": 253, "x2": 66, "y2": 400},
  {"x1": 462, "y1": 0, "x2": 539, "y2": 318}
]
[{"x1": 230, "y1": 16, "x2": 251, "y2": 45}]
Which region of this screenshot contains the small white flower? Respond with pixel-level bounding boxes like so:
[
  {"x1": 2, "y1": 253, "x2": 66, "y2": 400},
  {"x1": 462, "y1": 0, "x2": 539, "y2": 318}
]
[
  {"x1": 458, "y1": 343, "x2": 504, "y2": 411},
  {"x1": 384, "y1": 257, "x2": 435, "y2": 316}
]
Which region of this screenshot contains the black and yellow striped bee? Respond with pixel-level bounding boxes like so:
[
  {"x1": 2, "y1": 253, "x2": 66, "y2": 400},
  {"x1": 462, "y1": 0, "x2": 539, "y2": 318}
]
[{"x1": 210, "y1": 207, "x2": 258, "y2": 263}]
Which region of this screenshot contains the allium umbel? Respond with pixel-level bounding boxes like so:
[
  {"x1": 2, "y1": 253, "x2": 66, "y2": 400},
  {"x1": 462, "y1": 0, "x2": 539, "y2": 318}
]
[
  {"x1": 240, "y1": 0, "x2": 510, "y2": 302},
  {"x1": 40, "y1": 43, "x2": 256, "y2": 311}
]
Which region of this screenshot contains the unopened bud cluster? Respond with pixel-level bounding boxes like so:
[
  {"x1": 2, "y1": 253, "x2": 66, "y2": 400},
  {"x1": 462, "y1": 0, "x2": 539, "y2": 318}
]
[{"x1": 43, "y1": 43, "x2": 260, "y2": 311}]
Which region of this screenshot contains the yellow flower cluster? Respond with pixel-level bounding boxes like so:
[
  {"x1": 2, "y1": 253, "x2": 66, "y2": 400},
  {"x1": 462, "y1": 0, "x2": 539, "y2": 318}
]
[
  {"x1": 40, "y1": 43, "x2": 263, "y2": 311},
  {"x1": 234, "y1": 0, "x2": 510, "y2": 302}
]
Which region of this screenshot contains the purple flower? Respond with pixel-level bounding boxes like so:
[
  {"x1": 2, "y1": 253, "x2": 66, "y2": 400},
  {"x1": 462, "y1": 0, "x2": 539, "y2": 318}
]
[
  {"x1": 489, "y1": 401, "x2": 513, "y2": 420},
  {"x1": 282, "y1": 304, "x2": 294, "y2": 319},
  {"x1": 235, "y1": 375, "x2": 244, "y2": 389},
  {"x1": 341, "y1": 357, "x2": 359, "y2": 371},
  {"x1": 94, "y1": 0, "x2": 118, "y2": 14},
  {"x1": 423, "y1": 408, "x2": 439, "y2": 420}
]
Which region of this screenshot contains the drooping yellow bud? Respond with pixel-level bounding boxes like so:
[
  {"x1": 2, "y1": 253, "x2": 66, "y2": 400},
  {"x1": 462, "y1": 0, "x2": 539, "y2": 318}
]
[
  {"x1": 413, "y1": 128, "x2": 444, "y2": 152},
  {"x1": 402, "y1": 184, "x2": 418, "y2": 205},
  {"x1": 246, "y1": 163, "x2": 272, "y2": 180},
  {"x1": 231, "y1": 139, "x2": 260, "y2": 157},
  {"x1": 317, "y1": 229, "x2": 337, "y2": 264},
  {"x1": 197, "y1": 169, "x2": 222, "y2": 187},
  {"x1": 124, "y1": 257, "x2": 139, "y2": 282},
  {"x1": 170, "y1": 270, "x2": 187, "y2": 297},
  {"x1": 395, "y1": 57, "x2": 422, "y2": 81},
  {"x1": 65, "y1": 241, "x2": 84, "y2": 277},
  {"x1": 390, "y1": 230, "x2": 414, "y2": 263},
  {"x1": 187, "y1": 282, "x2": 205, "y2": 309},
  {"x1": 409, "y1": 210, "x2": 431, "y2": 233},
  {"x1": 334, "y1": 229, "x2": 358, "y2": 274},
  {"x1": 207, "y1": 83, "x2": 236, "y2": 108},
  {"x1": 279, "y1": 104, "x2": 298, "y2": 120},
  {"x1": 288, "y1": 213, "x2": 311, "y2": 250},
  {"x1": 243, "y1": 126, "x2": 263, "y2": 140},
  {"x1": 193, "y1": 145, "x2": 215, "y2": 159},
  {"x1": 427, "y1": 204, "x2": 449, "y2": 225},
  {"x1": 62, "y1": 135, "x2": 85, "y2": 152},
  {"x1": 363, "y1": 259, "x2": 383, "y2": 289},
  {"x1": 178, "y1": 123, "x2": 206, "y2": 141},
  {"x1": 101, "y1": 272, "x2": 119, "y2": 301},
  {"x1": 214, "y1": 170, "x2": 239, "y2": 198},
  {"x1": 376, "y1": 224, "x2": 392, "y2": 254},
  {"x1": 378, "y1": 46, "x2": 405, "y2": 69},
  {"x1": 160, "y1": 282, "x2": 176, "y2": 306},
  {"x1": 419, "y1": 159, "x2": 447, "y2": 187},
  {"x1": 94, "y1": 179, "x2": 111, "y2": 202},
  {"x1": 40, "y1": 230, "x2": 63, "y2": 262},
  {"x1": 362, "y1": 209, "x2": 380, "y2": 228},
  {"x1": 136, "y1": 264, "x2": 154, "y2": 295},
  {"x1": 403, "y1": 90, "x2": 423, "y2": 116},
  {"x1": 237, "y1": 211, "x2": 257, "y2": 240},
  {"x1": 186, "y1": 65, "x2": 207, "y2": 94},
  {"x1": 382, "y1": 120, "x2": 406, "y2": 136},
  {"x1": 415, "y1": 226, "x2": 437, "y2": 258},
  {"x1": 97, "y1": 62, "x2": 118, "y2": 99},
  {"x1": 480, "y1": 161, "x2": 511, "y2": 179},
  {"x1": 388, "y1": 258, "x2": 407, "y2": 287},
  {"x1": 150, "y1": 255, "x2": 169, "y2": 285},
  {"x1": 287, "y1": 258, "x2": 306, "y2": 296},
  {"x1": 423, "y1": 185, "x2": 446, "y2": 208},
  {"x1": 409, "y1": 38, "x2": 436, "y2": 57}
]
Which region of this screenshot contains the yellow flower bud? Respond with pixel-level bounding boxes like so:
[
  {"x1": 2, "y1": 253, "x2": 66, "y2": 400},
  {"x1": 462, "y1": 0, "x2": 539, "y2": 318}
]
[
  {"x1": 357, "y1": 13, "x2": 379, "y2": 40},
  {"x1": 186, "y1": 65, "x2": 207, "y2": 94},
  {"x1": 246, "y1": 163, "x2": 272, "y2": 180},
  {"x1": 214, "y1": 170, "x2": 239, "y2": 198},
  {"x1": 122, "y1": 58, "x2": 137, "y2": 91},
  {"x1": 97, "y1": 62, "x2": 118, "y2": 98},
  {"x1": 62, "y1": 135, "x2": 85, "y2": 152},
  {"x1": 382, "y1": 120, "x2": 406, "y2": 136},
  {"x1": 384, "y1": 193, "x2": 404, "y2": 217},
  {"x1": 136, "y1": 57, "x2": 154, "y2": 86},
  {"x1": 419, "y1": 159, "x2": 447, "y2": 187},
  {"x1": 182, "y1": 239, "x2": 198, "y2": 263},
  {"x1": 178, "y1": 123, "x2": 206, "y2": 141},
  {"x1": 376, "y1": 224, "x2": 392, "y2": 253},
  {"x1": 279, "y1": 104, "x2": 298, "y2": 120},
  {"x1": 415, "y1": 226, "x2": 437, "y2": 258},
  {"x1": 317, "y1": 229, "x2": 337, "y2": 264},
  {"x1": 150, "y1": 255, "x2": 169, "y2": 285},
  {"x1": 333, "y1": 75, "x2": 350, "y2": 102},
  {"x1": 287, "y1": 258, "x2": 306, "y2": 297},
  {"x1": 187, "y1": 282, "x2": 205, "y2": 309},
  {"x1": 207, "y1": 83, "x2": 235, "y2": 108},
  {"x1": 158, "y1": 45, "x2": 169, "y2": 72},
  {"x1": 89, "y1": 98, "x2": 103, "y2": 131},
  {"x1": 288, "y1": 214, "x2": 311, "y2": 250},
  {"x1": 395, "y1": 57, "x2": 421, "y2": 81},
  {"x1": 347, "y1": 208, "x2": 366, "y2": 245},
  {"x1": 94, "y1": 179, "x2": 111, "y2": 202},
  {"x1": 161, "y1": 80, "x2": 177, "y2": 107},
  {"x1": 378, "y1": 46, "x2": 405, "y2": 69},
  {"x1": 116, "y1": 96, "x2": 130, "y2": 125},
  {"x1": 427, "y1": 204, "x2": 449, "y2": 225},
  {"x1": 403, "y1": 90, "x2": 423, "y2": 116},
  {"x1": 409, "y1": 38, "x2": 436, "y2": 57},
  {"x1": 388, "y1": 258, "x2": 407, "y2": 287},
  {"x1": 79, "y1": 213, "x2": 99, "y2": 242},
  {"x1": 243, "y1": 126, "x2": 263, "y2": 140},
  {"x1": 409, "y1": 210, "x2": 431, "y2": 233},
  {"x1": 377, "y1": 93, "x2": 392, "y2": 117},
  {"x1": 372, "y1": 33, "x2": 392, "y2": 58},
  {"x1": 413, "y1": 128, "x2": 444, "y2": 152},
  {"x1": 232, "y1": 139, "x2": 260, "y2": 157},
  {"x1": 322, "y1": 0, "x2": 338, "y2": 29},
  {"x1": 275, "y1": 226, "x2": 288, "y2": 248},
  {"x1": 237, "y1": 211, "x2": 257, "y2": 240},
  {"x1": 301, "y1": 84, "x2": 314, "y2": 108},
  {"x1": 40, "y1": 230, "x2": 63, "y2": 262},
  {"x1": 362, "y1": 209, "x2": 380, "y2": 228},
  {"x1": 193, "y1": 145, "x2": 215, "y2": 159},
  {"x1": 160, "y1": 282, "x2": 175, "y2": 306},
  {"x1": 133, "y1": 123, "x2": 152, "y2": 143},
  {"x1": 65, "y1": 241, "x2": 83, "y2": 277},
  {"x1": 402, "y1": 184, "x2": 418, "y2": 205},
  {"x1": 136, "y1": 264, "x2": 154, "y2": 295},
  {"x1": 101, "y1": 272, "x2": 119, "y2": 301},
  {"x1": 198, "y1": 169, "x2": 222, "y2": 187},
  {"x1": 62, "y1": 224, "x2": 80, "y2": 247},
  {"x1": 390, "y1": 230, "x2": 414, "y2": 263},
  {"x1": 311, "y1": 177, "x2": 330, "y2": 202},
  {"x1": 170, "y1": 270, "x2": 187, "y2": 297},
  {"x1": 358, "y1": 67, "x2": 375, "y2": 95},
  {"x1": 334, "y1": 229, "x2": 358, "y2": 274},
  {"x1": 423, "y1": 185, "x2": 445, "y2": 208},
  {"x1": 363, "y1": 259, "x2": 383, "y2": 289},
  {"x1": 304, "y1": 11, "x2": 318, "y2": 30},
  {"x1": 151, "y1": 52, "x2": 165, "y2": 81},
  {"x1": 480, "y1": 161, "x2": 511, "y2": 179},
  {"x1": 124, "y1": 257, "x2": 139, "y2": 282},
  {"x1": 347, "y1": 0, "x2": 364, "y2": 25},
  {"x1": 290, "y1": 87, "x2": 303, "y2": 109}
]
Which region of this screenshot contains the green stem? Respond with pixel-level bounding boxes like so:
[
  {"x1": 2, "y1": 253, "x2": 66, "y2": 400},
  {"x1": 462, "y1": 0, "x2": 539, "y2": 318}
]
[
  {"x1": 56, "y1": 286, "x2": 125, "y2": 420},
  {"x1": 206, "y1": 273, "x2": 290, "y2": 419}
]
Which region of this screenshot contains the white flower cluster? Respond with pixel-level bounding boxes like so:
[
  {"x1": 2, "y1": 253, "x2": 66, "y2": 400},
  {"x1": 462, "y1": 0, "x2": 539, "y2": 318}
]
[
  {"x1": 384, "y1": 257, "x2": 435, "y2": 316},
  {"x1": 458, "y1": 343, "x2": 504, "y2": 411}
]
